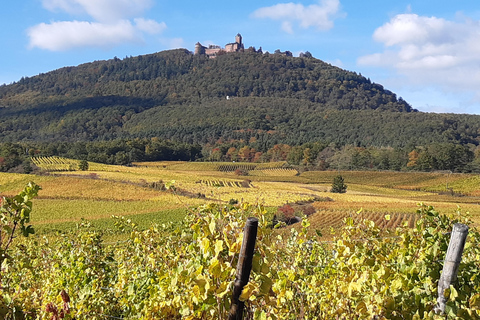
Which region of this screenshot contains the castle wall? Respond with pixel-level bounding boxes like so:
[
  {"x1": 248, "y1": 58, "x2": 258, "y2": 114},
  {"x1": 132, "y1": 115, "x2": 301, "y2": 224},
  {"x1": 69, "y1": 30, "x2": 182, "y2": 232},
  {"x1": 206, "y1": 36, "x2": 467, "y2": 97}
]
[
  {"x1": 205, "y1": 48, "x2": 222, "y2": 56},
  {"x1": 224, "y1": 43, "x2": 238, "y2": 53}
]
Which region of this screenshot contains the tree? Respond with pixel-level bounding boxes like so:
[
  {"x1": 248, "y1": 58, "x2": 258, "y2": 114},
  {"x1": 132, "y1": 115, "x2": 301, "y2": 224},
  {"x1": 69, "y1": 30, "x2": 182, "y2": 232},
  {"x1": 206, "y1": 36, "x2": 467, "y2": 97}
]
[
  {"x1": 78, "y1": 160, "x2": 89, "y2": 171},
  {"x1": 331, "y1": 175, "x2": 347, "y2": 193},
  {"x1": 407, "y1": 150, "x2": 419, "y2": 168},
  {"x1": 302, "y1": 148, "x2": 313, "y2": 166}
]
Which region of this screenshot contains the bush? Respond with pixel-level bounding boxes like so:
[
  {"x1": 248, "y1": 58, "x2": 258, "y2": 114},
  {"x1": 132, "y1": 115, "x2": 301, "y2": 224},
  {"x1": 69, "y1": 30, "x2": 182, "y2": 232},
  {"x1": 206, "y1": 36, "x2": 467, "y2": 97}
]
[
  {"x1": 331, "y1": 174, "x2": 347, "y2": 193},
  {"x1": 234, "y1": 168, "x2": 249, "y2": 176},
  {"x1": 274, "y1": 204, "x2": 303, "y2": 226},
  {"x1": 78, "y1": 160, "x2": 89, "y2": 171}
]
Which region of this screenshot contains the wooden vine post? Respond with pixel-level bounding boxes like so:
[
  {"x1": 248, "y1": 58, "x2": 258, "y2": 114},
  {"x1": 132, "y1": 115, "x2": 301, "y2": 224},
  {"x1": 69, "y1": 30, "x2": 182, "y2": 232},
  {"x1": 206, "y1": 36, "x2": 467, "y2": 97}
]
[
  {"x1": 228, "y1": 217, "x2": 258, "y2": 320},
  {"x1": 434, "y1": 223, "x2": 469, "y2": 315}
]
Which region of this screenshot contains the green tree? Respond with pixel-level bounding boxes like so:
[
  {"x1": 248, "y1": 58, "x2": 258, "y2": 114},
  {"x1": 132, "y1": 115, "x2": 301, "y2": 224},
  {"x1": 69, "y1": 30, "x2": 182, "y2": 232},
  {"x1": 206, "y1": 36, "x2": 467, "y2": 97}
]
[
  {"x1": 78, "y1": 160, "x2": 89, "y2": 171},
  {"x1": 331, "y1": 175, "x2": 347, "y2": 193}
]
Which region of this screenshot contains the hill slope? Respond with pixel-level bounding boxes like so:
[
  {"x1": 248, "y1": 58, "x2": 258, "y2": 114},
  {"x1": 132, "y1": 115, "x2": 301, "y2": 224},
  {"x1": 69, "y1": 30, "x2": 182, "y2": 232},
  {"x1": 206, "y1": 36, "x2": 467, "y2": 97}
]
[{"x1": 0, "y1": 49, "x2": 479, "y2": 147}]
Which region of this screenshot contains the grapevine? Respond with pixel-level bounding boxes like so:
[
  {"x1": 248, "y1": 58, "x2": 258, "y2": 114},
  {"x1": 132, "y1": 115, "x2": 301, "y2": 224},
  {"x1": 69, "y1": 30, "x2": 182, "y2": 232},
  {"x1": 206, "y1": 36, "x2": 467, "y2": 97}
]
[{"x1": 1, "y1": 185, "x2": 480, "y2": 319}]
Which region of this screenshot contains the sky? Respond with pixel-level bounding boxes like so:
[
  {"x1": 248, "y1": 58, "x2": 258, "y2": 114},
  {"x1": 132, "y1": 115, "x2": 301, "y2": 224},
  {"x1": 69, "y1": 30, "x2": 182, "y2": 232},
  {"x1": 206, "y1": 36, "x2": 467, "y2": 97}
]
[{"x1": 2, "y1": 0, "x2": 480, "y2": 115}]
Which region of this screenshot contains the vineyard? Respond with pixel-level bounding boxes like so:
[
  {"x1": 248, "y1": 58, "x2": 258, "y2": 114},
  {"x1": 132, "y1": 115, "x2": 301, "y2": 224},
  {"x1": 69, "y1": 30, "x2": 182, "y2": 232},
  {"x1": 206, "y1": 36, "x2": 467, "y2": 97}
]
[
  {"x1": 131, "y1": 161, "x2": 289, "y2": 173},
  {"x1": 31, "y1": 156, "x2": 80, "y2": 171},
  {"x1": 196, "y1": 179, "x2": 251, "y2": 188},
  {"x1": 1, "y1": 184, "x2": 480, "y2": 319},
  {"x1": 0, "y1": 161, "x2": 480, "y2": 318},
  {"x1": 305, "y1": 210, "x2": 418, "y2": 238},
  {"x1": 250, "y1": 167, "x2": 299, "y2": 177},
  {"x1": 6, "y1": 158, "x2": 479, "y2": 233}
]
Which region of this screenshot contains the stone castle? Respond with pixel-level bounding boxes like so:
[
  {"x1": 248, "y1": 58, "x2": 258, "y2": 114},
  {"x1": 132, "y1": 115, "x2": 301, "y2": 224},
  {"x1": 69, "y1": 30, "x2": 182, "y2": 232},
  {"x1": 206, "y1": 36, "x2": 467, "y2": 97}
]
[
  {"x1": 194, "y1": 34, "x2": 245, "y2": 58},
  {"x1": 194, "y1": 33, "x2": 294, "y2": 58}
]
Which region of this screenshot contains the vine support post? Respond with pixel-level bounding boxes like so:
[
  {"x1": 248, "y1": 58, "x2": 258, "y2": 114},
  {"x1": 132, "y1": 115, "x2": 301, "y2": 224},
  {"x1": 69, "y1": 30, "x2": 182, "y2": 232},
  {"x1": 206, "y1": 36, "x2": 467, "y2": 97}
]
[
  {"x1": 228, "y1": 217, "x2": 258, "y2": 320},
  {"x1": 434, "y1": 223, "x2": 469, "y2": 315}
]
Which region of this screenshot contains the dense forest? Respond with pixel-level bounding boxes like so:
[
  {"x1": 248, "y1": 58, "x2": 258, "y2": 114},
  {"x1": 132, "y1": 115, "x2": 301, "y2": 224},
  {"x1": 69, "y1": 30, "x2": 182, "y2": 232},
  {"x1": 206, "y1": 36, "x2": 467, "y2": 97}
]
[{"x1": 1, "y1": 48, "x2": 480, "y2": 172}]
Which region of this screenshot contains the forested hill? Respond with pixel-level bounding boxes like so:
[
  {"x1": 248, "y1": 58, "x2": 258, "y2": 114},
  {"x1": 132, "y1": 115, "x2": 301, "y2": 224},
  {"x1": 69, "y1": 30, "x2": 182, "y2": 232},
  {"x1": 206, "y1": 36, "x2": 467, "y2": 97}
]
[
  {"x1": 1, "y1": 49, "x2": 412, "y2": 111},
  {"x1": 0, "y1": 48, "x2": 479, "y2": 148}
]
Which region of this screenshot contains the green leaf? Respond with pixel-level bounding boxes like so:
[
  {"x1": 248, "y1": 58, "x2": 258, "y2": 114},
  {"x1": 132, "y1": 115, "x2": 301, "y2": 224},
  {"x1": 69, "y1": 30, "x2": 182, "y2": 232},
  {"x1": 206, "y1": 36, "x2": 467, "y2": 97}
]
[
  {"x1": 21, "y1": 225, "x2": 35, "y2": 237},
  {"x1": 259, "y1": 275, "x2": 273, "y2": 296},
  {"x1": 254, "y1": 310, "x2": 267, "y2": 320}
]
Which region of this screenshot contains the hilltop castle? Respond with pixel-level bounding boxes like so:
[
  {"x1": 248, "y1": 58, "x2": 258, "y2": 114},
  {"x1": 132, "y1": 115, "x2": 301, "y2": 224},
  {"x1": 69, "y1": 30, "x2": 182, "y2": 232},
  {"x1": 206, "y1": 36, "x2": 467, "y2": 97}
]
[
  {"x1": 195, "y1": 34, "x2": 245, "y2": 58},
  {"x1": 194, "y1": 33, "x2": 295, "y2": 58}
]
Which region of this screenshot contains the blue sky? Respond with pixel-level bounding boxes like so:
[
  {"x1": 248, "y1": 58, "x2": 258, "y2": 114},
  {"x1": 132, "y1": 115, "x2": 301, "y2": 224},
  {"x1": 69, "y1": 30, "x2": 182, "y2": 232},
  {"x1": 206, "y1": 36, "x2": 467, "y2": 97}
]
[{"x1": 2, "y1": 0, "x2": 480, "y2": 114}]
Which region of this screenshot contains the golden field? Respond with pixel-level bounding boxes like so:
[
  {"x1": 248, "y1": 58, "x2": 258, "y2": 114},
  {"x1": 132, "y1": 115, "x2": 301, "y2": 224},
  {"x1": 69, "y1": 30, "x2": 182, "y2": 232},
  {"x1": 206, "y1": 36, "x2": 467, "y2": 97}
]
[{"x1": 2, "y1": 159, "x2": 480, "y2": 236}]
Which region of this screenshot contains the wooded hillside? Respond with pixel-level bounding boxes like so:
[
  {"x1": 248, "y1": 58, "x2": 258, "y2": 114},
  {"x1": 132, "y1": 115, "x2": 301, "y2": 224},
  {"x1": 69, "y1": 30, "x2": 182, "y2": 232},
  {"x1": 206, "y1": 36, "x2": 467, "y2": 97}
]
[{"x1": 0, "y1": 49, "x2": 479, "y2": 150}]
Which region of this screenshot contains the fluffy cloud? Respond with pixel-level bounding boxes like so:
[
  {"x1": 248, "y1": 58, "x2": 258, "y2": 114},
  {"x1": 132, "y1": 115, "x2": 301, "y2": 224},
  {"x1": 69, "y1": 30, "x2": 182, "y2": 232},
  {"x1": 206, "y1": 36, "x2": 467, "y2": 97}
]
[
  {"x1": 29, "y1": 0, "x2": 167, "y2": 51},
  {"x1": 358, "y1": 14, "x2": 480, "y2": 97},
  {"x1": 134, "y1": 18, "x2": 167, "y2": 34},
  {"x1": 252, "y1": 0, "x2": 343, "y2": 34},
  {"x1": 28, "y1": 20, "x2": 140, "y2": 51},
  {"x1": 42, "y1": 0, "x2": 154, "y2": 22}
]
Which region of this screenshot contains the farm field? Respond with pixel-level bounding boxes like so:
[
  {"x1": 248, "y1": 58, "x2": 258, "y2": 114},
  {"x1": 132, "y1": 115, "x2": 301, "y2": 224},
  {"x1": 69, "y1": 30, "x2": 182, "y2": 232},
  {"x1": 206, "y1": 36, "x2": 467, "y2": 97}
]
[{"x1": 2, "y1": 158, "x2": 479, "y2": 237}]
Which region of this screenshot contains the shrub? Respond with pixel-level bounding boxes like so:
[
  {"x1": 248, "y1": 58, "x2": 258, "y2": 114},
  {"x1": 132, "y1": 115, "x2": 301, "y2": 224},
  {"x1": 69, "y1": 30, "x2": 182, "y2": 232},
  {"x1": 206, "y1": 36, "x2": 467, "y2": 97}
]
[
  {"x1": 78, "y1": 160, "x2": 89, "y2": 171},
  {"x1": 331, "y1": 174, "x2": 347, "y2": 193},
  {"x1": 274, "y1": 204, "x2": 300, "y2": 225},
  {"x1": 234, "y1": 168, "x2": 249, "y2": 176}
]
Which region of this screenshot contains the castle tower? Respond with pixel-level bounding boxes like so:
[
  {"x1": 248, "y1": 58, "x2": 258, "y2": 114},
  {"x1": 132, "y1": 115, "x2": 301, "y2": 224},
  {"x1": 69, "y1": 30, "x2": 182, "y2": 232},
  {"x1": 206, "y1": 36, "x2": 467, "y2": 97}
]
[
  {"x1": 235, "y1": 33, "x2": 242, "y2": 45},
  {"x1": 194, "y1": 42, "x2": 205, "y2": 55}
]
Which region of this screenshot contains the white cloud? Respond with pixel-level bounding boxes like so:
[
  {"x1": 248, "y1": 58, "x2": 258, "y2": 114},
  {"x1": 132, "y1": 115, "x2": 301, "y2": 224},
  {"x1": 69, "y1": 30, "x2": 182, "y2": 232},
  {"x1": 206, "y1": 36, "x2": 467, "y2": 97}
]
[
  {"x1": 29, "y1": 0, "x2": 166, "y2": 51},
  {"x1": 358, "y1": 13, "x2": 480, "y2": 102},
  {"x1": 372, "y1": 14, "x2": 458, "y2": 47},
  {"x1": 27, "y1": 20, "x2": 140, "y2": 51},
  {"x1": 134, "y1": 18, "x2": 166, "y2": 34},
  {"x1": 42, "y1": 0, "x2": 154, "y2": 22},
  {"x1": 42, "y1": 0, "x2": 81, "y2": 15},
  {"x1": 252, "y1": 0, "x2": 343, "y2": 33}
]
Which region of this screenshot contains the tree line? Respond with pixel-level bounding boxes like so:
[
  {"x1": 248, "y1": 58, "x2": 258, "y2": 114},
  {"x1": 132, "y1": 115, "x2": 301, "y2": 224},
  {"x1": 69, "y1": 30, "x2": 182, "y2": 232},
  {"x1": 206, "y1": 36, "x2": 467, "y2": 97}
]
[
  {"x1": 1, "y1": 139, "x2": 478, "y2": 174},
  {"x1": 0, "y1": 139, "x2": 201, "y2": 173},
  {"x1": 202, "y1": 141, "x2": 478, "y2": 172}
]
